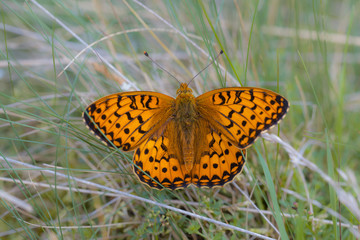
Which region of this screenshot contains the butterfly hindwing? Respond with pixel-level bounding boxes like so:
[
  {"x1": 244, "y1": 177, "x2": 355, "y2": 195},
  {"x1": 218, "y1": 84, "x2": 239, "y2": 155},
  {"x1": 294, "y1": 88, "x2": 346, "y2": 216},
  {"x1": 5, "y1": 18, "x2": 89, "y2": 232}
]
[
  {"x1": 191, "y1": 128, "x2": 246, "y2": 188},
  {"x1": 196, "y1": 87, "x2": 289, "y2": 149},
  {"x1": 83, "y1": 92, "x2": 174, "y2": 151},
  {"x1": 133, "y1": 131, "x2": 191, "y2": 190}
]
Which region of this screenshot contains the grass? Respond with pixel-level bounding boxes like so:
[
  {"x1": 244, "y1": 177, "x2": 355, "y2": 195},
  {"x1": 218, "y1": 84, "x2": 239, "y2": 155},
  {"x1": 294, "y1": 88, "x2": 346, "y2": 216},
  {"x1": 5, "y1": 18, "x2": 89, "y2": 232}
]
[{"x1": 1, "y1": 0, "x2": 360, "y2": 239}]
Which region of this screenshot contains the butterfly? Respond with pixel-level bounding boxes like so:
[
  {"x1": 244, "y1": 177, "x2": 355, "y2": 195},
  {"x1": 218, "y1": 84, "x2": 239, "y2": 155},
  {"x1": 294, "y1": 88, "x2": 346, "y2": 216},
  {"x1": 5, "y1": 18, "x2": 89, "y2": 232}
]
[{"x1": 83, "y1": 81, "x2": 289, "y2": 190}]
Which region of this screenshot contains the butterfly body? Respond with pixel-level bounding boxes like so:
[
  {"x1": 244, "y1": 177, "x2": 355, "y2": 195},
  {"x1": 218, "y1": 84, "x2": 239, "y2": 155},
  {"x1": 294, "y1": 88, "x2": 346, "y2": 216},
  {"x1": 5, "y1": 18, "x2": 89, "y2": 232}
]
[
  {"x1": 172, "y1": 83, "x2": 200, "y2": 172},
  {"x1": 83, "y1": 83, "x2": 289, "y2": 190}
]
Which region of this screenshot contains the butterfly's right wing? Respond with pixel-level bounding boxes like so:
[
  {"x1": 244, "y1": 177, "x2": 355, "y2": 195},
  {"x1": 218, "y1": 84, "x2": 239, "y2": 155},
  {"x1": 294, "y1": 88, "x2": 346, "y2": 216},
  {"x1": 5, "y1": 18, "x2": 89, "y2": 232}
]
[
  {"x1": 83, "y1": 91, "x2": 175, "y2": 151},
  {"x1": 133, "y1": 121, "x2": 192, "y2": 190}
]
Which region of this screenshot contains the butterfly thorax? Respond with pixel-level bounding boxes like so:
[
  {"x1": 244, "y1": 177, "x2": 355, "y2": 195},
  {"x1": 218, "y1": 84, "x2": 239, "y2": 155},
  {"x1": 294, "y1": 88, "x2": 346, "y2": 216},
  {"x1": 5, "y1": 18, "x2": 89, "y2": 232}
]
[
  {"x1": 173, "y1": 83, "x2": 199, "y2": 172},
  {"x1": 174, "y1": 83, "x2": 197, "y2": 126}
]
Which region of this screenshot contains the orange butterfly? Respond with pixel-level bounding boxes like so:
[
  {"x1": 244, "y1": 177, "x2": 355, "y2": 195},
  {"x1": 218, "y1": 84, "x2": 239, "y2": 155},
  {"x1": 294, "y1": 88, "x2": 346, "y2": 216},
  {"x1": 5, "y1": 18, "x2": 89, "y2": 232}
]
[{"x1": 83, "y1": 55, "x2": 289, "y2": 190}]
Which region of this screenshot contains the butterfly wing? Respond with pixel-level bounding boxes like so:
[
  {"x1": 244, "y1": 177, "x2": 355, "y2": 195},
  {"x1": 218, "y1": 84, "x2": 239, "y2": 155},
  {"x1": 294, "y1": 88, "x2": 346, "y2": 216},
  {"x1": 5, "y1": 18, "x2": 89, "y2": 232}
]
[
  {"x1": 83, "y1": 91, "x2": 174, "y2": 151},
  {"x1": 196, "y1": 87, "x2": 289, "y2": 149},
  {"x1": 191, "y1": 124, "x2": 246, "y2": 188},
  {"x1": 133, "y1": 121, "x2": 191, "y2": 190}
]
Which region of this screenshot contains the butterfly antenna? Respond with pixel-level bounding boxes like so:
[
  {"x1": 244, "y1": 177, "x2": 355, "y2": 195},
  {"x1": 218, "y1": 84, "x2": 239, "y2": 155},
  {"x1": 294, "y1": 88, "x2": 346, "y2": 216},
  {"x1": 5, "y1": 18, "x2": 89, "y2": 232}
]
[
  {"x1": 186, "y1": 50, "x2": 224, "y2": 87},
  {"x1": 144, "y1": 51, "x2": 181, "y2": 84}
]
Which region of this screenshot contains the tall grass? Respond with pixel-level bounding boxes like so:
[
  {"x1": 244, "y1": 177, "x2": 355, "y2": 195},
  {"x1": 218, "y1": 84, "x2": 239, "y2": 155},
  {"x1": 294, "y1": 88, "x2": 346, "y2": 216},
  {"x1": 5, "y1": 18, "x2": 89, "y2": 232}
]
[{"x1": 1, "y1": 0, "x2": 359, "y2": 239}]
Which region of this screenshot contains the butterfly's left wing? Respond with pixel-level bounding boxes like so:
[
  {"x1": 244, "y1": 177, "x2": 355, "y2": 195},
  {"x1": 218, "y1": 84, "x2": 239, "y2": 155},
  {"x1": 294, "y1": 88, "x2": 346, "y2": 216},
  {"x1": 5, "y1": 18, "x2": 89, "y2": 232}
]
[
  {"x1": 191, "y1": 124, "x2": 246, "y2": 188},
  {"x1": 196, "y1": 87, "x2": 289, "y2": 149},
  {"x1": 83, "y1": 91, "x2": 174, "y2": 151}
]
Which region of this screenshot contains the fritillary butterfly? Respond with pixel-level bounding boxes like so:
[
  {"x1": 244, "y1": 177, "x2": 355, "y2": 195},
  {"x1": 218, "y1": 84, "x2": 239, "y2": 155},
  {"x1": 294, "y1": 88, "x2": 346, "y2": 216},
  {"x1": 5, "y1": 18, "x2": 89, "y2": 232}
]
[{"x1": 83, "y1": 81, "x2": 289, "y2": 190}]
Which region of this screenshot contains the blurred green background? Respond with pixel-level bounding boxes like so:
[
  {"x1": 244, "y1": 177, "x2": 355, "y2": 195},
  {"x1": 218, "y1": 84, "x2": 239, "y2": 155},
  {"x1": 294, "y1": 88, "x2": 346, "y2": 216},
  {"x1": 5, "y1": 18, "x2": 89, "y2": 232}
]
[{"x1": 0, "y1": 0, "x2": 359, "y2": 239}]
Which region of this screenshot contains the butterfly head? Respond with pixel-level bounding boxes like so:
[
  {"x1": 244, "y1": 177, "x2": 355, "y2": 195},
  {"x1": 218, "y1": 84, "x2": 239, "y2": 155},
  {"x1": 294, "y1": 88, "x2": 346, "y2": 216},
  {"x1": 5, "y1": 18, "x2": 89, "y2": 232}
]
[
  {"x1": 176, "y1": 83, "x2": 193, "y2": 96},
  {"x1": 175, "y1": 83, "x2": 196, "y2": 112}
]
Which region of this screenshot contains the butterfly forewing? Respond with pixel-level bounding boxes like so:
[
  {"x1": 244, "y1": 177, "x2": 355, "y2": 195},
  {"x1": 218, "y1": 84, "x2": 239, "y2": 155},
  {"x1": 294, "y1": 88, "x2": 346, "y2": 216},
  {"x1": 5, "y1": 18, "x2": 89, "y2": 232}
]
[
  {"x1": 83, "y1": 91, "x2": 174, "y2": 151},
  {"x1": 196, "y1": 87, "x2": 289, "y2": 149}
]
